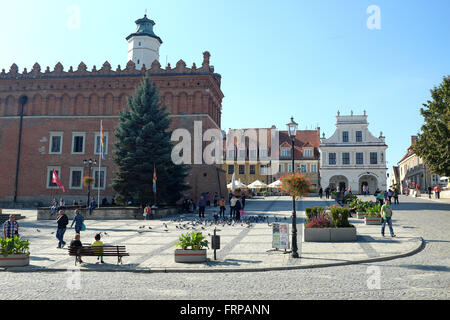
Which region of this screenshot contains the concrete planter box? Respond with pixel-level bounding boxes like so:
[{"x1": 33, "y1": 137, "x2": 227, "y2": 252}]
[
  {"x1": 357, "y1": 212, "x2": 368, "y2": 219},
  {"x1": 174, "y1": 249, "x2": 207, "y2": 263},
  {"x1": 365, "y1": 217, "x2": 382, "y2": 225},
  {"x1": 0, "y1": 254, "x2": 30, "y2": 267},
  {"x1": 37, "y1": 207, "x2": 179, "y2": 220},
  {"x1": 303, "y1": 225, "x2": 357, "y2": 242}
]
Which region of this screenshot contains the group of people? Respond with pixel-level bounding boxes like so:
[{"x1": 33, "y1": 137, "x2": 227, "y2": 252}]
[
  {"x1": 194, "y1": 192, "x2": 246, "y2": 221},
  {"x1": 427, "y1": 185, "x2": 441, "y2": 199},
  {"x1": 375, "y1": 189, "x2": 400, "y2": 205}
]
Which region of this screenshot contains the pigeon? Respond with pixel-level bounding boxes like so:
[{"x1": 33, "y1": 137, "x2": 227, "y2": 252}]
[
  {"x1": 36, "y1": 229, "x2": 41, "y2": 232},
  {"x1": 148, "y1": 226, "x2": 152, "y2": 229}
]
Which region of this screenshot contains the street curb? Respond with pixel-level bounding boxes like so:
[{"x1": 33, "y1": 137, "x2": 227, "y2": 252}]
[{"x1": 0, "y1": 237, "x2": 425, "y2": 274}]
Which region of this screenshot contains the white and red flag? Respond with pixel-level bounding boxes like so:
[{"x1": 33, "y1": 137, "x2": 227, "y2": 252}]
[{"x1": 52, "y1": 169, "x2": 65, "y2": 193}]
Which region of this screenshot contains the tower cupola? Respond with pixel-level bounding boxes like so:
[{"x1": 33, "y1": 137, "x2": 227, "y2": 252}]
[{"x1": 126, "y1": 14, "x2": 163, "y2": 70}]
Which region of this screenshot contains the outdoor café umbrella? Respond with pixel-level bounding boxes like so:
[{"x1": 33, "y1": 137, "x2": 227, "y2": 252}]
[
  {"x1": 247, "y1": 180, "x2": 268, "y2": 189},
  {"x1": 268, "y1": 180, "x2": 282, "y2": 189}
]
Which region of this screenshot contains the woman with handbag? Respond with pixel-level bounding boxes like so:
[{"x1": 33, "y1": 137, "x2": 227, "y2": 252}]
[{"x1": 71, "y1": 209, "x2": 85, "y2": 234}]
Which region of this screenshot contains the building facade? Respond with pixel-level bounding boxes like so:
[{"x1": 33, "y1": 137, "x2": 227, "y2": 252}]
[
  {"x1": 397, "y1": 136, "x2": 442, "y2": 194},
  {"x1": 319, "y1": 112, "x2": 388, "y2": 194},
  {"x1": 222, "y1": 127, "x2": 321, "y2": 191},
  {"x1": 0, "y1": 14, "x2": 226, "y2": 207}
]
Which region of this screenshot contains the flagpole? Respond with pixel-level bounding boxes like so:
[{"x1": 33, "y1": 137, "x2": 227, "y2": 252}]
[{"x1": 98, "y1": 120, "x2": 102, "y2": 208}]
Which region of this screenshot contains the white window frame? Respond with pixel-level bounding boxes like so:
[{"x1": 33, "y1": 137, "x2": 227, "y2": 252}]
[
  {"x1": 71, "y1": 132, "x2": 86, "y2": 155},
  {"x1": 94, "y1": 131, "x2": 109, "y2": 156},
  {"x1": 69, "y1": 167, "x2": 84, "y2": 190},
  {"x1": 92, "y1": 167, "x2": 107, "y2": 190},
  {"x1": 310, "y1": 164, "x2": 317, "y2": 173},
  {"x1": 46, "y1": 166, "x2": 62, "y2": 189},
  {"x1": 301, "y1": 164, "x2": 307, "y2": 173},
  {"x1": 260, "y1": 165, "x2": 267, "y2": 175},
  {"x1": 49, "y1": 132, "x2": 63, "y2": 155},
  {"x1": 303, "y1": 149, "x2": 313, "y2": 157},
  {"x1": 260, "y1": 149, "x2": 267, "y2": 159},
  {"x1": 281, "y1": 148, "x2": 290, "y2": 157}
]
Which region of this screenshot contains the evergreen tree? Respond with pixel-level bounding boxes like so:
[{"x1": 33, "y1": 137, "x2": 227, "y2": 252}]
[
  {"x1": 414, "y1": 76, "x2": 450, "y2": 176},
  {"x1": 112, "y1": 77, "x2": 190, "y2": 206}
]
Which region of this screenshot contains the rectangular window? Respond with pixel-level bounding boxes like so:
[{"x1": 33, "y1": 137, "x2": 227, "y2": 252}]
[
  {"x1": 279, "y1": 164, "x2": 285, "y2": 173},
  {"x1": 49, "y1": 132, "x2": 63, "y2": 154},
  {"x1": 356, "y1": 152, "x2": 364, "y2": 165},
  {"x1": 94, "y1": 132, "x2": 108, "y2": 156},
  {"x1": 238, "y1": 150, "x2": 246, "y2": 160},
  {"x1": 304, "y1": 149, "x2": 313, "y2": 157},
  {"x1": 259, "y1": 149, "x2": 267, "y2": 159},
  {"x1": 288, "y1": 163, "x2": 292, "y2": 173},
  {"x1": 356, "y1": 131, "x2": 362, "y2": 142},
  {"x1": 281, "y1": 149, "x2": 290, "y2": 157},
  {"x1": 70, "y1": 167, "x2": 83, "y2": 189},
  {"x1": 228, "y1": 150, "x2": 235, "y2": 159},
  {"x1": 250, "y1": 165, "x2": 256, "y2": 175},
  {"x1": 310, "y1": 164, "x2": 317, "y2": 173},
  {"x1": 370, "y1": 152, "x2": 378, "y2": 164},
  {"x1": 249, "y1": 150, "x2": 257, "y2": 160},
  {"x1": 47, "y1": 166, "x2": 61, "y2": 189},
  {"x1": 301, "y1": 164, "x2": 307, "y2": 173},
  {"x1": 329, "y1": 153, "x2": 336, "y2": 165},
  {"x1": 260, "y1": 165, "x2": 267, "y2": 175},
  {"x1": 343, "y1": 131, "x2": 349, "y2": 142},
  {"x1": 93, "y1": 168, "x2": 106, "y2": 190},
  {"x1": 228, "y1": 165, "x2": 234, "y2": 174},
  {"x1": 342, "y1": 152, "x2": 350, "y2": 165},
  {"x1": 239, "y1": 165, "x2": 245, "y2": 175},
  {"x1": 72, "y1": 132, "x2": 85, "y2": 154}
]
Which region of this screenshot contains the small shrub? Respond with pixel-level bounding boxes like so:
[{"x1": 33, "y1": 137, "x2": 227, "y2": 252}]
[
  {"x1": 174, "y1": 232, "x2": 209, "y2": 250},
  {"x1": 306, "y1": 215, "x2": 332, "y2": 228},
  {"x1": 0, "y1": 236, "x2": 30, "y2": 257},
  {"x1": 330, "y1": 207, "x2": 351, "y2": 228}
]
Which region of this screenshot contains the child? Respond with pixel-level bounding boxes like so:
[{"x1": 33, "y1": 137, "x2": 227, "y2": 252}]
[
  {"x1": 70, "y1": 233, "x2": 83, "y2": 264},
  {"x1": 92, "y1": 233, "x2": 104, "y2": 264}
]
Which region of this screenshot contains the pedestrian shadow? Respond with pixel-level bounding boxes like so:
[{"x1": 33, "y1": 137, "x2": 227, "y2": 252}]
[
  {"x1": 30, "y1": 256, "x2": 54, "y2": 262},
  {"x1": 207, "y1": 258, "x2": 263, "y2": 266},
  {"x1": 396, "y1": 264, "x2": 450, "y2": 272},
  {"x1": 358, "y1": 235, "x2": 401, "y2": 243}
]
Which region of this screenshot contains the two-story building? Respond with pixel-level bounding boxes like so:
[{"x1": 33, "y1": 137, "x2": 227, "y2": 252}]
[{"x1": 319, "y1": 111, "x2": 388, "y2": 194}]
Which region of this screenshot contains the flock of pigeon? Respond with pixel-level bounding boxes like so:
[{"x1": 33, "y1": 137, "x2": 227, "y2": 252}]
[{"x1": 134, "y1": 214, "x2": 291, "y2": 235}]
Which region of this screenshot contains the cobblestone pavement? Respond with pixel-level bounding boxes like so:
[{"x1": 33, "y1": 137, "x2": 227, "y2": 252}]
[{"x1": 0, "y1": 195, "x2": 449, "y2": 300}]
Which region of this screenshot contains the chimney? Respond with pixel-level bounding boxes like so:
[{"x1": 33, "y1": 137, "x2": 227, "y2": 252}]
[{"x1": 411, "y1": 135, "x2": 418, "y2": 145}]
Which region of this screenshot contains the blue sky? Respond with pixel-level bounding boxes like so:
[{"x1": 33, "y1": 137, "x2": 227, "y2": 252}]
[{"x1": 1, "y1": 0, "x2": 449, "y2": 179}]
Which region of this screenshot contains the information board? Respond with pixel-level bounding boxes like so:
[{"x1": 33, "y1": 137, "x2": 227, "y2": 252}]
[{"x1": 272, "y1": 223, "x2": 290, "y2": 249}]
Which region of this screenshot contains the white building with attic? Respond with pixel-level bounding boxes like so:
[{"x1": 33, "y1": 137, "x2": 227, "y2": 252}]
[{"x1": 319, "y1": 111, "x2": 388, "y2": 194}]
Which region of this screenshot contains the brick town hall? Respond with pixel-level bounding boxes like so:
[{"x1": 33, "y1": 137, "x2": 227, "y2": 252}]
[{"x1": 0, "y1": 14, "x2": 226, "y2": 207}]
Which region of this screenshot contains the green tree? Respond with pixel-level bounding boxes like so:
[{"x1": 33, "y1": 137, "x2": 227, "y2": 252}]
[
  {"x1": 112, "y1": 77, "x2": 190, "y2": 206},
  {"x1": 414, "y1": 76, "x2": 450, "y2": 177}
]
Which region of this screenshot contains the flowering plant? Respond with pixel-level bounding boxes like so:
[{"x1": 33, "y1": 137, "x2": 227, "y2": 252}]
[{"x1": 280, "y1": 173, "x2": 311, "y2": 199}]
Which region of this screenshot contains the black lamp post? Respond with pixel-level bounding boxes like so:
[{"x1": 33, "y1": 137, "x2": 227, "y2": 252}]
[
  {"x1": 286, "y1": 116, "x2": 299, "y2": 258},
  {"x1": 83, "y1": 159, "x2": 97, "y2": 207}
]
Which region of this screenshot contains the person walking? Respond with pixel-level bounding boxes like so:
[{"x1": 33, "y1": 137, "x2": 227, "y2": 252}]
[
  {"x1": 241, "y1": 193, "x2": 246, "y2": 209},
  {"x1": 393, "y1": 189, "x2": 399, "y2": 204},
  {"x1": 380, "y1": 199, "x2": 396, "y2": 237},
  {"x1": 56, "y1": 210, "x2": 69, "y2": 249},
  {"x1": 387, "y1": 189, "x2": 393, "y2": 203},
  {"x1": 3, "y1": 215, "x2": 19, "y2": 239},
  {"x1": 319, "y1": 187, "x2": 323, "y2": 199},
  {"x1": 206, "y1": 192, "x2": 210, "y2": 207},
  {"x1": 71, "y1": 209, "x2": 85, "y2": 234},
  {"x1": 325, "y1": 187, "x2": 330, "y2": 199},
  {"x1": 213, "y1": 192, "x2": 218, "y2": 207},
  {"x1": 198, "y1": 196, "x2": 206, "y2": 218},
  {"x1": 427, "y1": 186, "x2": 432, "y2": 199},
  {"x1": 376, "y1": 190, "x2": 384, "y2": 206},
  {"x1": 219, "y1": 197, "x2": 226, "y2": 219},
  {"x1": 229, "y1": 195, "x2": 237, "y2": 219},
  {"x1": 434, "y1": 185, "x2": 441, "y2": 199},
  {"x1": 234, "y1": 197, "x2": 242, "y2": 221}
]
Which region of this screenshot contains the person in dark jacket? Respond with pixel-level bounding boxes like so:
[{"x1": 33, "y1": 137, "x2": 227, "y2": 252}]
[
  {"x1": 71, "y1": 209, "x2": 85, "y2": 234},
  {"x1": 70, "y1": 233, "x2": 84, "y2": 264},
  {"x1": 234, "y1": 198, "x2": 242, "y2": 221},
  {"x1": 56, "y1": 210, "x2": 69, "y2": 248},
  {"x1": 198, "y1": 196, "x2": 206, "y2": 218}
]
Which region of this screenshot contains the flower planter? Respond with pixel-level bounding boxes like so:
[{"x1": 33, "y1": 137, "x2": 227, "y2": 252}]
[
  {"x1": 0, "y1": 254, "x2": 30, "y2": 267},
  {"x1": 364, "y1": 217, "x2": 382, "y2": 225},
  {"x1": 357, "y1": 212, "x2": 368, "y2": 219},
  {"x1": 174, "y1": 249, "x2": 207, "y2": 263},
  {"x1": 303, "y1": 225, "x2": 357, "y2": 242}
]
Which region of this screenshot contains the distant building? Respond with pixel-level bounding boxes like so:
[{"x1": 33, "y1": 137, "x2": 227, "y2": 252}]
[
  {"x1": 319, "y1": 111, "x2": 388, "y2": 194},
  {"x1": 397, "y1": 136, "x2": 442, "y2": 194}
]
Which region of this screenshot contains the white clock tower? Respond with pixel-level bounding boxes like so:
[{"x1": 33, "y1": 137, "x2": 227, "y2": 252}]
[{"x1": 126, "y1": 14, "x2": 163, "y2": 70}]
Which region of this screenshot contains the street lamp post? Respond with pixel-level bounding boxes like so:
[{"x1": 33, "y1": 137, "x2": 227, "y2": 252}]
[
  {"x1": 83, "y1": 159, "x2": 97, "y2": 207},
  {"x1": 286, "y1": 116, "x2": 299, "y2": 258}
]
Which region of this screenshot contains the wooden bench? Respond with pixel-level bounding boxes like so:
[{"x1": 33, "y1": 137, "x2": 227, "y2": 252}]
[{"x1": 68, "y1": 245, "x2": 129, "y2": 265}]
